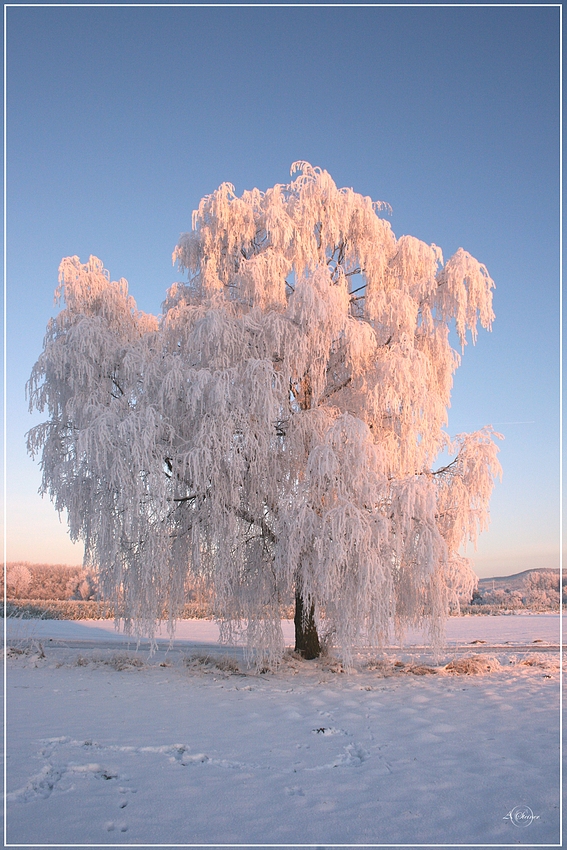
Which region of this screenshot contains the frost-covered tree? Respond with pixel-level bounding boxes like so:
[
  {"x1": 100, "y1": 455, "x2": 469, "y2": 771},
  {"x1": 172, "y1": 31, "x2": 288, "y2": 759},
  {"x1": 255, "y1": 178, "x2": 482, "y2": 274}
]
[
  {"x1": 27, "y1": 163, "x2": 501, "y2": 663},
  {"x1": 522, "y1": 571, "x2": 560, "y2": 609},
  {"x1": 6, "y1": 562, "x2": 32, "y2": 599}
]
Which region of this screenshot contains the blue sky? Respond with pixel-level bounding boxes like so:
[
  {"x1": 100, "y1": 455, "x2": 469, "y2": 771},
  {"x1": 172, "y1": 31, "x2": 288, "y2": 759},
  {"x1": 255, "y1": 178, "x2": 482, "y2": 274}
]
[{"x1": 5, "y1": 4, "x2": 560, "y2": 577}]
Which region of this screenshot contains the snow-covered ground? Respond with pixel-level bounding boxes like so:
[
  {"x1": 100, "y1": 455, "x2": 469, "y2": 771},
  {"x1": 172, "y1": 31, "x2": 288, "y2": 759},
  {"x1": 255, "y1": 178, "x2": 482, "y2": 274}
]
[{"x1": 5, "y1": 614, "x2": 562, "y2": 847}]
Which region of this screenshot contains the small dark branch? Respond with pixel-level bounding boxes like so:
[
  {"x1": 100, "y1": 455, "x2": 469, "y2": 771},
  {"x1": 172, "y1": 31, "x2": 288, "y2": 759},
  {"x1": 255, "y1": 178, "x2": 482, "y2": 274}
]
[
  {"x1": 111, "y1": 377, "x2": 125, "y2": 397},
  {"x1": 319, "y1": 375, "x2": 352, "y2": 402},
  {"x1": 254, "y1": 227, "x2": 267, "y2": 246},
  {"x1": 244, "y1": 533, "x2": 263, "y2": 546},
  {"x1": 235, "y1": 508, "x2": 277, "y2": 545},
  {"x1": 326, "y1": 241, "x2": 342, "y2": 269},
  {"x1": 431, "y1": 457, "x2": 459, "y2": 476},
  {"x1": 349, "y1": 282, "x2": 366, "y2": 296}
]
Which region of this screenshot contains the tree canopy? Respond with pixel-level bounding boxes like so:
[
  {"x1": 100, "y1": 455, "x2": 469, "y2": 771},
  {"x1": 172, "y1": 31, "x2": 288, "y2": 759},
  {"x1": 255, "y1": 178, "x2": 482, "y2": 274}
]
[{"x1": 27, "y1": 162, "x2": 501, "y2": 663}]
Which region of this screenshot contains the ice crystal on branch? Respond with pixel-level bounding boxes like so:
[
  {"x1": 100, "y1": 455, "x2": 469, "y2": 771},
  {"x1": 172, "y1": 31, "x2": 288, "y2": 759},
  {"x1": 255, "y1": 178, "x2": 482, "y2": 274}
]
[{"x1": 27, "y1": 163, "x2": 501, "y2": 663}]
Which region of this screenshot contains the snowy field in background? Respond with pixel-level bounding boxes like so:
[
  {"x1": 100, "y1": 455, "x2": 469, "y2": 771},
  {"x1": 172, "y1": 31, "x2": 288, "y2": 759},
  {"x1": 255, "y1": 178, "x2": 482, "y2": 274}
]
[{"x1": 5, "y1": 614, "x2": 562, "y2": 847}]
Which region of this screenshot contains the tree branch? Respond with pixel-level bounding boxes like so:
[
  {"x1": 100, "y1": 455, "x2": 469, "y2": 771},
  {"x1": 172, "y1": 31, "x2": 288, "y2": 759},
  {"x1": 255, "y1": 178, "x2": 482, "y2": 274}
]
[
  {"x1": 235, "y1": 507, "x2": 277, "y2": 544},
  {"x1": 431, "y1": 457, "x2": 459, "y2": 476},
  {"x1": 319, "y1": 375, "x2": 352, "y2": 402}
]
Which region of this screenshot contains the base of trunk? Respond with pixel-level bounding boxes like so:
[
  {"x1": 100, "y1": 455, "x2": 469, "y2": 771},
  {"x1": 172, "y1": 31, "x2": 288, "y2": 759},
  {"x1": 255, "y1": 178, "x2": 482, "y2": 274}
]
[{"x1": 294, "y1": 591, "x2": 321, "y2": 659}]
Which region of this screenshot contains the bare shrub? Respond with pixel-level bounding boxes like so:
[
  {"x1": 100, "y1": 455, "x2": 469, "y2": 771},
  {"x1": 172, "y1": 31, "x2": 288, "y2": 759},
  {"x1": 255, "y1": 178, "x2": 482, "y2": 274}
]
[
  {"x1": 320, "y1": 657, "x2": 346, "y2": 674},
  {"x1": 183, "y1": 653, "x2": 241, "y2": 674},
  {"x1": 6, "y1": 639, "x2": 45, "y2": 660},
  {"x1": 363, "y1": 659, "x2": 396, "y2": 676},
  {"x1": 217, "y1": 657, "x2": 241, "y2": 673},
  {"x1": 516, "y1": 654, "x2": 559, "y2": 672},
  {"x1": 363, "y1": 658, "x2": 439, "y2": 676},
  {"x1": 445, "y1": 655, "x2": 501, "y2": 675},
  {"x1": 404, "y1": 664, "x2": 438, "y2": 675},
  {"x1": 107, "y1": 653, "x2": 145, "y2": 671},
  {"x1": 75, "y1": 653, "x2": 145, "y2": 671}
]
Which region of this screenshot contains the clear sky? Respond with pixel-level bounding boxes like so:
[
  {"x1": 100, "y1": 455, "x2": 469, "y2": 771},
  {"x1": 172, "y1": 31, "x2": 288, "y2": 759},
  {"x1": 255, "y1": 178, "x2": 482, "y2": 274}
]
[{"x1": 5, "y1": 4, "x2": 560, "y2": 578}]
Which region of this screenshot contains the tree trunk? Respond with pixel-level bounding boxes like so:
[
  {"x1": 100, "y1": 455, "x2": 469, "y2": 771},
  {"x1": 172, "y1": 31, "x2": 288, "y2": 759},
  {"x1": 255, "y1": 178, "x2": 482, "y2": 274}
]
[{"x1": 294, "y1": 590, "x2": 321, "y2": 659}]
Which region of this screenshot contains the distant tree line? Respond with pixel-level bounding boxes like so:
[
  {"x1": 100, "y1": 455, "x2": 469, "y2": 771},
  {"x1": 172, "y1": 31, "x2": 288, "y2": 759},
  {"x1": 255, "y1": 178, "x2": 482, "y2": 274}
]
[
  {"x1": 4, "y1": 563, "x2": 562, "y2": 615},
  {"x1": 3, "y1": 562, "x2": 98, "y2": 601},
  {"x1": 3, "y1": 561, "x2": 211, "y2": 608},
  {"x1": 467, "y1": 570, "x2": 564, "y2": 612}
]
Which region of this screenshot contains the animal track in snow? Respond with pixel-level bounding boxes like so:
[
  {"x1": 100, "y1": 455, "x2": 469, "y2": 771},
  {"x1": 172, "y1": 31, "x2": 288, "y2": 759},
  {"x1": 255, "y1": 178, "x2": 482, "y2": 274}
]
[{"x1": 312, "y1": 726, "x2": 349, "y2": 736}]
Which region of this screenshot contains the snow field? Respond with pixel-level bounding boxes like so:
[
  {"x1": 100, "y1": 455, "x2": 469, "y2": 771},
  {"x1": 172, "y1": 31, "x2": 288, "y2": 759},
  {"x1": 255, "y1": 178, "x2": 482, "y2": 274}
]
[{"x1": 5, "y1": 614, "x2": 562, "y2": 846}]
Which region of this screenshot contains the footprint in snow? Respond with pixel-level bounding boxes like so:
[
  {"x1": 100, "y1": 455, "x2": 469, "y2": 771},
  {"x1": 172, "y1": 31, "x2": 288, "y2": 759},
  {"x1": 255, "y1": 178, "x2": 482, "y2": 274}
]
[
  {"x1": 306, "y1": 742, "x2": 370, "y2": 771},
  {"x1": 333, "y1": 743, "x2": 370, "y2": 767},
  {"x1": 285, "y1": 785, "x2": 305, "y2": 796},
  {"x1": 181, "y1": 752, "x2": 209, "y2": 766},
  {"x1": 7, "y1": 761, "x2": 118, "y2": 803},
  {"x1": 38, "y1": 736, "x2": 72, "y2": 758},
  {"x1": 165, "y1": 745, "x2": 210, "y2": 766},
  {"x1": 105, "y1": 821, "x2": 128, "y2": 832},
  {"x1": 6, "y1": 764, "x2": 64, "y2": 802}
]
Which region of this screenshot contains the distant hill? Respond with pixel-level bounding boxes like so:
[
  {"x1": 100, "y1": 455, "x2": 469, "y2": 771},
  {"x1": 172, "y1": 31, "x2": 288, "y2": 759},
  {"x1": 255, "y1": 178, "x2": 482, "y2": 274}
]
[
  {"x1": 478, "y1": 567, "x2": 561, "y2": 592},
  {"x1": 470, "y1": 567, "x2": 563, "y2": 611}
]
